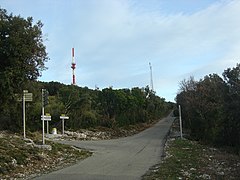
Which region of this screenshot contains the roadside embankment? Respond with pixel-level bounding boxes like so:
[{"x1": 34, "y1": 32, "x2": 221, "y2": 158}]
[{"x1": 143, "y1": 119, "x2": 240, "y2": 179}]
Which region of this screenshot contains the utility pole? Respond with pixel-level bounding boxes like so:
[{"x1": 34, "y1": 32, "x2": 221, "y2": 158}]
[{"x1": 149, "y1": 62, "x2": 154, "y2": 91}]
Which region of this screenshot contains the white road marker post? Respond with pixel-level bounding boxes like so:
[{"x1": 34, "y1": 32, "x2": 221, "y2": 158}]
[
  {"x1": 60, "y1": 114, "x2": 69, "y2": 135},
  {"x1": 179, "y1": 105, "x2": 183, "y2": 139}
]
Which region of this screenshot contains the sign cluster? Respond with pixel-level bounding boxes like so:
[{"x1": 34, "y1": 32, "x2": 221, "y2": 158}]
[{"x1": 18, "y1": 89, "x2": 69, "y2": 145}]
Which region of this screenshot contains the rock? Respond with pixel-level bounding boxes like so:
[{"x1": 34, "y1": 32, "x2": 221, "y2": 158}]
[
  {"x1": 34, "y1": 144, "x2": 52, "y2": 151},
  {"x1": 217, "y1": 171, "x2": 225, "y2": 176},
  {"x1": 11, "y1": 158, "x2": 17, "y2": 167},
  {"x1": 77, "y1": 133, "x2": 87, "y2": 139},
  {"x1": 24, "y1": 138, "x2": 34, "y2": 146},
  {"x1": 200, "y1": 174, "x2": 211, "y2": 179}
]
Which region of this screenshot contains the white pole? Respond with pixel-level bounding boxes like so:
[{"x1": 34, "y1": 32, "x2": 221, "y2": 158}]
[
  {"x1": 62, "y1": 119, "x2": 64, "y2": 135},
  {"x1": 23, "y1": 90, "x2": 26, "y2": 139},
  {"x1": 179, "y1": 105, "x2": 183, "y2": 139},
  {"x1": 47, "y1": 121, "x2": 49, "y2": 135},
  {"x1": 42, "y1": 89, "x2": 45, "y2": 145}
]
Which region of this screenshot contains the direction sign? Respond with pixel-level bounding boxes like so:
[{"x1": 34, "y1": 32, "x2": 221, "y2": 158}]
[
  {"x1": 60, "y1": 116, "x2": 69, "y2": 119},
  {"x1": 24, "y1": 93, "x2": 33, "y2": 102},
  {"x1": 41, "y1": 115, "x2": 51, "y2": 121},
  {"x1": 16, "y1": 92, "x2": 33, "y2": 102}
]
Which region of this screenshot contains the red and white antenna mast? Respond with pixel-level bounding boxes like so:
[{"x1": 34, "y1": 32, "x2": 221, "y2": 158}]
[{"x1": 71, "y1": 48, "x2": 76, "y2": 85}]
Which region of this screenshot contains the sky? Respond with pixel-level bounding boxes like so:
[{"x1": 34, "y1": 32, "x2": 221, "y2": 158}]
[{"x1": 1, "y1": 0, "x2": 240, "y2": 102}]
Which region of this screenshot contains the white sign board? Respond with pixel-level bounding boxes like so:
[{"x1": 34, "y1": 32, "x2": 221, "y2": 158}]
[
  {"x1": 41, "y1": 115, "x2": 51, "y2": 121},
  {"x1": 60, "y1": 116, "x2": 69, "y2": 119}
]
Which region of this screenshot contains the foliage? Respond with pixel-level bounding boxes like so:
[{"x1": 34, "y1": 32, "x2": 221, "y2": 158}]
[
  {"x1": 55, "y1": 85, "x2": 171, "y2": 130},
  {"x1": 176, "y1": 64, "x2": 240, "y2": 152},
  {"x1": 0, "y1": 8, "x2": 48, "y2": 130}
]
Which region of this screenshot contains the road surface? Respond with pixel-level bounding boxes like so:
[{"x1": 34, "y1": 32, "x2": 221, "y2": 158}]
[{"x1": 35, "y1": 113, "x2": 175, "y2": 180}]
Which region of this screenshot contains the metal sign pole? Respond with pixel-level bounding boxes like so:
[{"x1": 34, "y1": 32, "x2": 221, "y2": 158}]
[
  {"x1": 42, "y1": 89, "x2": 45, "y2": 145},
  {"x1": 62, "y1": 119, "x2": 64, "y2": 135},
  {"x1": 179, "y1": 105, "x2": 183, "y2": 139},
  {"x1": 60, "y1": 114, "x2": 69, "y2": 135},
  {"x1": 47, "y1": 121, "x2": 49, "y2": 135},
  {"x1": 23, "y1": 90, "x2": 26, "y2": 139}
]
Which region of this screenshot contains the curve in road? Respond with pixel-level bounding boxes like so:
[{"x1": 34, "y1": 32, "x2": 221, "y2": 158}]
[{"x1": 34, "y1": 113, "x2": 175, "y2": 180}]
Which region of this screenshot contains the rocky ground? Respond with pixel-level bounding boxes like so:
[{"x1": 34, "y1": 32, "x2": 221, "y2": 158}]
[
  {"x1": 46, "y1": 122, "x2": 155, "y2": 141},
  {"x1": 0, "y1": 131, "x2": 91, "y2": 180},
  {"x1": 143, "y1": 119, "x2": 240, "y2": 180},
  {"x1": 0, "y1": 121, "x2": 156, "y2": 179}
]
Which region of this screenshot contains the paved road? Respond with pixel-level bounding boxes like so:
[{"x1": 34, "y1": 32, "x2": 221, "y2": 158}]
[{"x1": 35, "y1": 113, "x2": 175, "y2": 180}]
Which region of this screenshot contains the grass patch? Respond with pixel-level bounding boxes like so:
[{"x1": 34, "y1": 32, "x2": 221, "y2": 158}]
[
  {"x1": 143, "y1": 137, "x2": 240, "y2": 180},
  {"x1": 143, "y1": 138, "x2": 207, "y2": 180},
  {"x1": 160, "y1": 139, "x2": 205, "y2": 179}
]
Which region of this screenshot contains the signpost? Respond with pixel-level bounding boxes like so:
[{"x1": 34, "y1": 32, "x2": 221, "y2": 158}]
[
  {"x1": 21, "y1": 90, "x2": 33, "y2": 139},
  {"x1": 60, "y1": 114, "x2": 69, "y2": 135},
  {"x1": 41, "y1": 113, "x2": 51, "y2": 134},
  {"x1": 42, "y1": 89, "x2": 49, "y2": 145}
]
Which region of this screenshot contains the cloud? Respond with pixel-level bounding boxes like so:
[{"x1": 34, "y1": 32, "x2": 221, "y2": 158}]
[{"x1": 2, "y1": 0, "x2": 240, "y2": 101}]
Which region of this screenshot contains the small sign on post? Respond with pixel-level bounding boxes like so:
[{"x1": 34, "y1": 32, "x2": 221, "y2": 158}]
[
  {"x1": 41, "y1": 113, "x2": 51, "y2": 135},
  {"x1": 60, "y1": 114, "x2": 69, "y2": 135}
]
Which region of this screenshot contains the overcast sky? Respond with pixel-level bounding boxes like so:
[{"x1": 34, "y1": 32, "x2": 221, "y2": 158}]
[{"x1": 1, "y1": 0, "x2": 240, "y2": 102}]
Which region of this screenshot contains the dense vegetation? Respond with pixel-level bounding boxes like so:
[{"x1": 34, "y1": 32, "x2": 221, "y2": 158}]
[
  {"x1": 176, "y1": 64, "x2": 240, "y2": 152},
  {"x1": 0, "y1": 8, "x2": 48, "y2": 131},
  {"x1": 0, "y1": 8, "x2": 172, "y2": 132}
]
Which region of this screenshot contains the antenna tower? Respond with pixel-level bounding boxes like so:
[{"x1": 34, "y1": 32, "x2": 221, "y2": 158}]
[
  {"x1": 149, "y1": 62, "x2": 154, "y2": 91},
  {"x1": 71, "y1": 48, "x2": 76, "y2": 85}
]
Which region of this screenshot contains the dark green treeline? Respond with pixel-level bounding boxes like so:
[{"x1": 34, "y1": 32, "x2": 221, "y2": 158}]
[
  {"x1": 0, "y1": 81, "x2": 173, "y2": 131},
  {"x1": 176, "y1": 64, "x2": 240, "y2": 152}
]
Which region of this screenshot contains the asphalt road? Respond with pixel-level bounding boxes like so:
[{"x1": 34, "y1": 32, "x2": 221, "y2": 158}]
[{"x1": 35, "y1": 113, "x2": 175, "y2": 180}]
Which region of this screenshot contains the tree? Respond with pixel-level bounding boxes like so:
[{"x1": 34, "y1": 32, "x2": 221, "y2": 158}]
[
  {"x1": 222, "y1": 64, "x2": 240, "y2": 148},
  {"x1": 176, "y1": 66, "x2": 240, "y2": 152},
  {"x1": 0, "y1": 8, "x2": 48, "y2": 130}
]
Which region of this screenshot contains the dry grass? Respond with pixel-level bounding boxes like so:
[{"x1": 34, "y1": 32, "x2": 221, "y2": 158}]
[{"x1": 0, "y1": 131, "x2": 91, "y2": 179}]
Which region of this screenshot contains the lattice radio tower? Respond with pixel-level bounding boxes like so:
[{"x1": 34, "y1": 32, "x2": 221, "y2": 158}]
[{"x1": 149, "y1": 62, "x2": 154, "y2": 91}]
